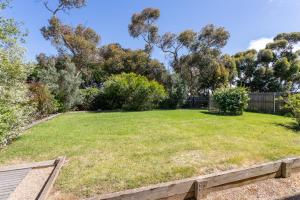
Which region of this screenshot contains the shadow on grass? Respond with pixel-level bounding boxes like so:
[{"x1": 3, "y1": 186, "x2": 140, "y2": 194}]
[
  {"x1": 274, "y1": 122, "x2": 300, "y2": 132},
  {"x1": 200, "y1": 110, "x2": 242, "y2": 117}
]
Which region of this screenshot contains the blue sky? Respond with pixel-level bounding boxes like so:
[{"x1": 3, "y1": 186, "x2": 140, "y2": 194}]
[{"x1": 4, "y1": 0, "x2": 300, "y2": 63}]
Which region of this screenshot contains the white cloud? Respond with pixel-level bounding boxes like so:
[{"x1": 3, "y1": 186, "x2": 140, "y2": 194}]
[
  {"x1": 248, "y1": 37, "x2": 300, "y2": 52},
  {"x1": 293, "y1": 42, "x2": 300, "y2": 52},
  {"x1": 248, "y1": 37, "x2": 273, "y2": 51}
]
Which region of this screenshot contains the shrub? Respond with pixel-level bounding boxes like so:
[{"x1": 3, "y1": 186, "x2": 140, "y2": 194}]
[
  {"x1": 283, "y1": 93, "x2": 300, "y2": 126},
  {"x1": 78, "y1": 87, "x2": 101, "y2": 110},
  {"x1": 29, "y1": 83, "x2": 58, "y2": 118},
  {"x1": 213, "y1": 87, "x2": 249, "y2": 115},
  {"x1": 99, "y1": 73, "x2": 167, "y2": 111},
  {"x1": 0, "y1": 46, "x2": 33, "y2": 146},
  {"x1": 160, "y1": 74, "x2": 187, "y2": 109}
]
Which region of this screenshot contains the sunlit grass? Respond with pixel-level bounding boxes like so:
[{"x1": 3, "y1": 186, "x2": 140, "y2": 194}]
[{"x1": 1, "y1": 109, "x2": 300, "y2": 198}]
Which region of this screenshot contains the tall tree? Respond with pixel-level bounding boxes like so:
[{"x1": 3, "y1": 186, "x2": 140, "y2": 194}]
[
  {"x1": 41, "y1": 17, "x2": 101, "y2": 77},
  {"x1": 128, "y1": 8, "x2": 160, "y2": 55},
  {"x1": 43, "y1": 0, "x2": 87, "y2": 15},
  {"x1": 234, "y1": 32, "x2": 300, "y2": 92},
  {"x1": 94, "y1": 43, "x2": 169, "y2": 85},
  {"x1": 178, "y1": 24, "x2": 233, "y2": 94},
  {"x1": 156, "y1": 31, "x2": 197, "y2": 72}
]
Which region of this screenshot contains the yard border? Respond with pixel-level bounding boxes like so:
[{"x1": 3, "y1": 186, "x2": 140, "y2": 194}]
[
  {"x1": 88, "y1": 157, "x2": 300, "y2": 200},
  {"x1": 0, "y1": 156, "x2": 65, "y2": 200},
  {"x1": 22, "y1": 113, "x2": 62, "y2": 132},
  {"x1": 36, "y1": 156, "x2": 66, "y2": 200}
]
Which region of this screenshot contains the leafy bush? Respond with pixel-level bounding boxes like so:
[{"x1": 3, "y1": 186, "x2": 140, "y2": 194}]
[
  {"x1": 78, "y1": 87, "x2": 101, "y2": 110},
  {"x1": 213, "y1": 87, "x2": 249, "y2": 115},
  {"x1": 160, "y1": 74, "x2": 187, "y2": 109},
  {"x1": 0, "y1": 46, "x2": 33, "y2": 146},
  {"x1": 29, "y1": 83, "x2": 58, "y2": 118},
  {"x1": 36, "y1": 56, "x2": 82, "y2": 112},
  {"x1": 99, "y1": 73, "x2": 167, "y2": 111},
  {"x1": 283, "y1": 93, "x2": 300, "y2": 125}
]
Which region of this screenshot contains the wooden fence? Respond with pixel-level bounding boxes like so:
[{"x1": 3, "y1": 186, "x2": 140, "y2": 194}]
[
  {"x1": 247, "y1": 92, "x2": 285, "y2": 114},
  {"x1": 208, "y1": 92, "x2": 286, "y2": 114},
  {"x1": 88, "y1": 157, "x2": 300, "y2": 200},
  {"x1": 184, "y1": 96, "x2": 209, "y2": 108}
]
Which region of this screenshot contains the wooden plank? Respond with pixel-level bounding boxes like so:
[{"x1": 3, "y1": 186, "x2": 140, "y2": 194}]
[
  {"x1": 202, "y1": 159, "x2": 282, "y2": 188},
  {"x1": 282, "y1": 159, "x2": 293, "y2": 178},
  {"x1": 209, "y1": 172, "x2": 279, "y2": 193},
  {"x1": 0, "y1": 160, "x2": 56, "y2": 172},
  {"x1": 88, "y1": 179, "x2": 196, "y2": 200},
  {"x1": 36, "y1": 156, "x2": 66, "y2": 200},
  {"x1": 158, "y1": 192, "x2": 194, "y2": 200},
  {"x1": 89, "y1": 158, "x2": 300, "y2": 200},
  {"x1": 195, "y1": 180, "x2": 208, "y2": 199}
]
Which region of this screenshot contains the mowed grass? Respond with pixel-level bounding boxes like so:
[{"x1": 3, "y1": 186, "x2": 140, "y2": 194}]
[{"x1": 1, "y1": 109, "x2": 300, "y2": 198}]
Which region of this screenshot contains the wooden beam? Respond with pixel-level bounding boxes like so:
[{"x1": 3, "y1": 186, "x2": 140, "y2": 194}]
[
  {"x1": 0, "y1": 160, "x2": 56, "y2": 172},
  {"x1": 195, "y1": 180, "x2": 208, "y2": 199},
  {"x1": 281, "y1": 159, "x2": 293, "y2": 178},
  {"x1": 36, "y1": 156, "x2": 66, "y2": 200},
  {"x1": 88, "y1": 157, "x2": 300, "y2": 200}
]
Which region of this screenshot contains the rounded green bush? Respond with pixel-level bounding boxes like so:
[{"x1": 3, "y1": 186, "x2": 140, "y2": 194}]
[
  {"x1": 213, "y1": 87, "x2": 249, "y2": 115},
  {"x1": 100, "y1": 73, "x2": 167, "y2": 111}
]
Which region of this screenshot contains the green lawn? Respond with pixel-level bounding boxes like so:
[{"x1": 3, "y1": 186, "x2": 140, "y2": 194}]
[{"x1": 1, "y1": 110, "x2": 300, "y2": 198}]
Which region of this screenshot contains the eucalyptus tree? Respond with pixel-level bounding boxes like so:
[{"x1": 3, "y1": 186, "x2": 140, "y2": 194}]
[
  {"x1": 234, "y1": 32, "x2": 300, "y2": 92},
  {"x1": 128, "y1": 8, "x2": 160, "y2": 55},
  {"x1": 177, "y1": 24, "x2": 235, "y2": 94}
]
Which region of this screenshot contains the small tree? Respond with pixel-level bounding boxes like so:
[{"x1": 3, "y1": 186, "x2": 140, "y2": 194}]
[
  {"x1": 36, "y1": 56, "x2": 82, "y2": 111},
  {"x1": 213, "y1": 87, "x2": 249, "y2": 115}
]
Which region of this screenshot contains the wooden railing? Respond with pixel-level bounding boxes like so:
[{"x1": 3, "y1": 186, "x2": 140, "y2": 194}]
[{"x1": 88, "y1": 157, "x2": 300, "y2": 200}]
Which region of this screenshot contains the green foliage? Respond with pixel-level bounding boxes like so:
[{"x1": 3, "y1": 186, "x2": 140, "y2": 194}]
[
  {"x1": 96, "y1": 44, "x2": 169, "y2": 85},
  {"x1": 36, "y1": 55, "x2": 82, "y2": 112},
  {"x1": 29, "y1": 82, "x2": 58, "y2": 118},
  {"x1": 0, "y1": 46, "x2": 33, "y2": 146},
  {"x1": 160, "y1": 74, "x2": 187, "y2": 109},
  {"x1": 235, "y1": 32, "x2": 300, "y2": 92},
  {"x1": 213, "y1": 87, "x2": 249, "y2": 115},
  {"x1": 177, "y1": 24, "x2": 231, "y2": 94},
  {"x1": 78, "y1": 87, "x2": 101, "y2": 110},
  {"x1": 100, "y1": 73, "x2": 167, "y2": 111},
  {"x1": 257, "y1": 49, "x2": 274, "y2": 63},
  {"x1": 284, "y1": 93, "x2": 300, "y2": 126},
  {"x1": 128, "y1": 7, "x2": 160, "y2": 54},
  {"x1": 41, "y1": 16, "x2": 100, "y2": 78},
  {"x1": 0, "y1": 0, "x2": 26, "y2": 48}
]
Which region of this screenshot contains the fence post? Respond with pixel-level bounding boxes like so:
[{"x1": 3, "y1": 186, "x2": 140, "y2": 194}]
[{"x1": 273, "y1": 92, "x2": 276, "y2": 113}]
